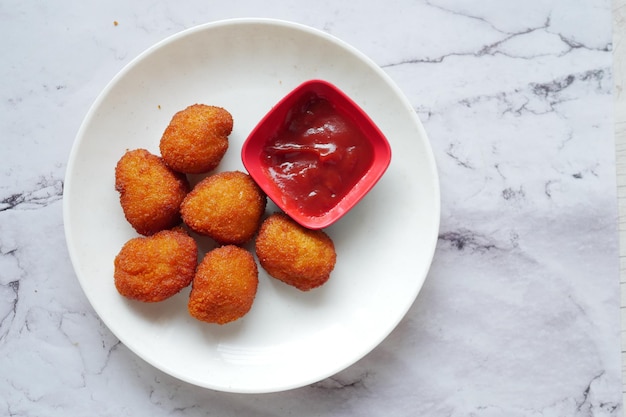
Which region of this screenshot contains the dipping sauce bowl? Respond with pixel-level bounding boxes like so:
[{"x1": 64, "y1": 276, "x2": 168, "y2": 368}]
[{"x1": 242, "y1": 79, "x2": 392, "y2": 229}]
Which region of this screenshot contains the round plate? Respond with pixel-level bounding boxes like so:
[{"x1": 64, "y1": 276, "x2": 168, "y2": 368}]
[{"x1": 63, "y1": 18, "x2": 440, "y2": 393}]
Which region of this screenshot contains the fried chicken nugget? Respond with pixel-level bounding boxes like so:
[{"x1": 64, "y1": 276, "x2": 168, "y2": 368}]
[
  {"x1": 159, "y1": 104, "x2": 233, "y2": 174},
  {"x1": 255, "y1": 213, "x2": 336, "y2": 291},
  {"x1": 115, "y1": 148, "x2": 190, "y2": 236},
  {"x1": 114, "y1": 228, "x2": 198, "y2": 302},
  {"x1": 181, "y1": 171, "x2": 266, "y2": 245},
  {"x1": 188, "y1": 245, "x2": 258, "y2": 324}
]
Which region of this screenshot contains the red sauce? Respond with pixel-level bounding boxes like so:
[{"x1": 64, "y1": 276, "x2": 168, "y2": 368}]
[{"x1": 262, "y1": 95, "x2": 374, "y2": 217}]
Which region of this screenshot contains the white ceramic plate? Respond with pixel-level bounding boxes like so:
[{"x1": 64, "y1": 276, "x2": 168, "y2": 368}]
[{"x1": 63, "y1": 18, "x2": 440, "y2": 393}]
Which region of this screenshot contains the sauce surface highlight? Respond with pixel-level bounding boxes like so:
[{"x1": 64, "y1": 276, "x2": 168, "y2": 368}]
[{"x1": 262, "y1": 95, "x2": 374, "y2": 217}]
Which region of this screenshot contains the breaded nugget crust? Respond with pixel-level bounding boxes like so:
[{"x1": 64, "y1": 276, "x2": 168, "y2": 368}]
[
  {"x1": 115, "y1": 148, "x2": 190, "y2": 236},
  {"x1": 114, "y1": 229, "x2": 198, "y2": 302},
  {"x1": 255, "y1": 213, "x2": 336, "y2": 291},
  {"x1": 188, "y1": 245, "x2": 258, "y2": 324},
  {"x1": 181, "y1": 171, "x2": 266, "y2": 245},
  {"x1": 160, "y1": 104, "x2": 233, "y2": 174}
]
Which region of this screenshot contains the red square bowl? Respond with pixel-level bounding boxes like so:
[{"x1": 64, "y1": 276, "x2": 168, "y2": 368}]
[{"x1": 241, "y1": 79, "x2": 392, "y2": 229}]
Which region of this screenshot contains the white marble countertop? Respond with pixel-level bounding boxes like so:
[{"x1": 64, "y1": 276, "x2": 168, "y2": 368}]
[
  {"x1": 613, "y1": 0, "x2": 626, "y2": 413},
  {"x1": 2, "y1": 1, "x2": 622, "y2": 415}
]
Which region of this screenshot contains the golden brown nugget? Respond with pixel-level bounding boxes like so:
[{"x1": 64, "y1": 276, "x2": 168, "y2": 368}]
[
  {"x1": 159, "y1": 104, "x2": 233, "y2": 174},
  {"x1": 255, "y1": 213, "x2": 336, "y2": 291},
  {"x1": 181, "y1": 171, "x2": 266, "y2": 245},
  {"x1": 114, "y1": 228, "x2": 198, "y2": 302},
  {"x1": 115, "y1": 148, "x2": 190, "y2": 236},
  {"x1": 188, "y1": 245, "x2": 258, "y2": 324}
]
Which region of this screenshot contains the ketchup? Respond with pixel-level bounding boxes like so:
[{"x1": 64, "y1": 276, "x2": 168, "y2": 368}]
[{"x1": 262, "y1": 94, "x2": 374, "y2": 217}]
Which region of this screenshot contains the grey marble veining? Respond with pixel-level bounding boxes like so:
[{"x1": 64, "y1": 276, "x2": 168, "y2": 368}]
[{"x1": 1, "y1": 0, "x2": 621, "y2": 415}]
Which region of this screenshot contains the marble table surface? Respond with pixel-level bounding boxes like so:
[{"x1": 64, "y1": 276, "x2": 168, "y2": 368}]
[
  {"x1": 2, "y1": 0, "x2": 622, "y2": 415},
  {"x1": 613, "y1": 0, "x2": 626, "y2": 412}
]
